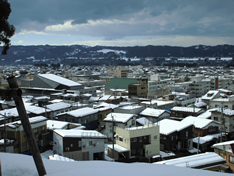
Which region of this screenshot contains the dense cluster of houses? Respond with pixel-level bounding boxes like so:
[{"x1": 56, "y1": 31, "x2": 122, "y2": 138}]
[{"x1": 1, "y1": 65, "x2": 234, "y2": 172}]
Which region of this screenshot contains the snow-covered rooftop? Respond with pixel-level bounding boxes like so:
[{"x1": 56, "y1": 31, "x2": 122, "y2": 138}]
[
  {"x1": 104, "y1": 113, "x2": 136, "y2": 123},
  {"x1": 46, "y1": 102, "x2": 71, "y2": 111},
  {"x1": 38, "y1": 74, "x2": 82, "y2": 87},
  {"x1": 1, "y1": 152, "x2": 228, "y2": 176},
  {"x1": 136, "y1": 117, "x2": 153, "y2": 125},
  {"x1": 154, "y1": 152, "x2": 224, "y2": 168},
  {"x1": 140, "y1": 108, "x2": 169, "y2": 117},
  {"x1": 193, "y1": 133, "x2": 223, "y2": 144},
  {"x1": 197, "y1": 109, "x2": 216, "y2": 119},
  {"x1": 181, "y1": 116, "x2": 220, "y2": 129},
  {"x1": 25, "y1": 105, "x2": 52, "y2": 114},
  {"x1": 158, "y1": 119, "x2": 193, "y2": 135},
  {"x1": 47, "y1": 120, "x2": 69, "y2": 130},
  {"x1": 54, "y1": 129, "x2": 106, "y2": 138},
  {"x1": 0, "y1": 116, "x2": 47, "y2": 129},
  {"x1": 171, "y1": 106, "x2": 203, "y2": 113},
  {"x1": 106, "y1": 144, "x2": 129, "y2": 153},
  {"x1": 65, "y1": 107, "x2": 99, "y2": 117},
  {"x1": 202, "y1": 90, "x2": 219, "y2": 100}
]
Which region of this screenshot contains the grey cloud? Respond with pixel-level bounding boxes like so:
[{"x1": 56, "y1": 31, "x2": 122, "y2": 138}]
[{"x1": 7, "y1": 0, "x2": 234, "y2": 39}]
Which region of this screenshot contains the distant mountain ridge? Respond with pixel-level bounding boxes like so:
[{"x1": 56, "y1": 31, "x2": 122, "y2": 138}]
[{"x1": 0, "y1": 44, "x2": 234, "y2": 66}]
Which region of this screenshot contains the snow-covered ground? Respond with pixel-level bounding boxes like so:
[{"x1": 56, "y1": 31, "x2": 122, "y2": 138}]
[{"x1": 0, "y1": 152, "x2": 230, "y2": 176}]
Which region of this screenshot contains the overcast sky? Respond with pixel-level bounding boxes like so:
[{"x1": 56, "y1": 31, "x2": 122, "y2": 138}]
[{"x1": 7, "y1": 0, "x2": 234, "y2": 47}]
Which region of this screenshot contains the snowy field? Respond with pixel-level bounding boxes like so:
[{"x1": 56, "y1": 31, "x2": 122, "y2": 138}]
[{"x1": 0, "y1": 152, "x2": 231, "y2": 176}]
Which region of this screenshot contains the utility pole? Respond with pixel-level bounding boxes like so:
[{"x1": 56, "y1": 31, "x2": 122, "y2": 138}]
[
  {"x1": 197, "y1": 129, "x2": 200, "y2": 154},
  {"x1": 6, "y1": 76, "x2": 46, "y2": 176},
  {"x1": 4, "y1": 113, "x2": 7, "y2": 153},
  {"x1": 220, "y1": 103, "x2": 226, "y2": 143},
  {"x1": 112, "y1": 113, "x2": 115, "y2": 162}
]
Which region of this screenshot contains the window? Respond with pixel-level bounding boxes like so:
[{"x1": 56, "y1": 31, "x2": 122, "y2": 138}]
[
  {"x1": 89, "y1": 141, "x2": 93, "y2": 146},
  {"x1": 154, "y1": 135, "x2": 157, "y2": 139},
  {"x1": 119, "y1": 137, "x2": 123, "y2": 142},
  {"x1": 78, "y1": 141, "x2": 82, "y2": 147},
  {"x1": 230, "y1": 156, "x2": 234, "y2": 164},
  {"x1": 34, "y1": 128, "x2": 38, "y2": 135},
  {"x1": 131, "y1": 138, "x2": 137, "y2": 142},
  {"x1": 214, "y1": 117, "x2": 219, "y2": 121},
  {"x1": 40, "y1": 126, "x2": 45, "y2": 132},
  {"x1": 70, "y1": 144, "x2": 73, "y2": 147},
  {"x1": 139, "y1": 137, "x2": 142, "y2": 142}
]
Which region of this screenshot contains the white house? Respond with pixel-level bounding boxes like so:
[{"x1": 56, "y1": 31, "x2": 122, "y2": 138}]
[{"x1": 53, "y1": 129, "x2": 107, "y2": 161}]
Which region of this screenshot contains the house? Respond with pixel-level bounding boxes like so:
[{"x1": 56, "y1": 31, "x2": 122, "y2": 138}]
[
  {"x1": 181, "y1": 116, "x2": 221, "y2": 152},
  {"x1": 102, "y1": 113, "x2": 137, "y2": 139},
  {"x1": 114, "y1": 105, "x2": 145, "y2": 115},
  {"x1": 170, "y1": 106, "x2": 205, "y2": 120},
  {"x1": 210, "y1": 96, "x2": 234, "y2": 110},
  {"x1": 0, "y1": 116, "x2": 49, "y2": 153},
  {"x1": 0, "y1": 108, "x2": 31, "y2": 125},
  {"x1": 174, "y1": 93, "x2": 196, "y2": 107},
  {"x1": 181, "y1": 116, "x2": 220, "y2": 137},
  {"x1": 201, "y1": 90, "x2": 221, "y2": 106},
  {"x1": 158, "y1": 119, "x2": 194, "y2": 153},
  {"x1": 211, "y1": 108, "x2": 234, "y2": 139},
  {"x1": 212, "y1": 140, "x2": 234, "y2": 172},
  {"x1": 154, "y1": 152, "x2": 226, "y2": 172},
  {"x1": 140, "y1": 100, "x2": 175, "y2": 111},
  {"x1": 45, "y1": 102, "x2": 74, "y2": 119},
  {"x1": 53, "y1": 129, "x2": 106, "y2": 161},
  {"x1": 107, "y1": 124, "x2": 160, "y2": 161},
  {"x1": 25, "y1": 105, "x2": 52, "y2": 118},
  {"x1": 139, "y1": 108, "x2": 170, "y2": 123},
  {"x1": 56, "y1": 107, "x2": 99, "y2": 130}
]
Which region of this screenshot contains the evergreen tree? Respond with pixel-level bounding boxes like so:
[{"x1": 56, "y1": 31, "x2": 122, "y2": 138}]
[{"x1": 0, "y1": 0, "x2": 15, "y2": 55}]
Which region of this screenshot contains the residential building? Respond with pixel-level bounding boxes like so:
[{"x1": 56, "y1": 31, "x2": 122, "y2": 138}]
[
  {"x1": 56, "y1": 107, "x2": 99, "y2": 130},
  {"x1": 201, "y1": 90, "x2": 221, "y2": 106},
  {"x1": 210, "y1": 96, "x2": 234, "y2": 110},
  {"x1": 102, "y1": 113, "x2": 137, "y2": 139},
  {"x1": 114, "y1": 105, "x2": 145, "y2": 115},
  {"x1": 159, "y1": 119, "x2": 194, "y2": 152},
  {"x1": 139, "y1": 108, "x2": 170, "y2": 123},
  {"x1": 170, "y1": 106, "x2": 205, "y2": 120},
  {"x1": 53, "y1": 129, "x2": 107, "y2": 161},
  {"x1": 189, "y1": 76, "x2": 210, "y2": 97},
  {"x1": 107, "y1": 124, "x2": 160, "y2": 161},
  {"x1": 181, "y1": 116, "x2": 221, "y2": 152},
  {"x1": 174, "y1": 93, "x2": 196, "y2": 107},
  {"x1": 212, "y1": 140, "x2": 234, "y2": 172},
  {"x1": 0, "y1": 116, "x2": 49, "y2": 153},
  {"x1": 211, "y1": 109, "x2": 234, "y2": 138}
]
